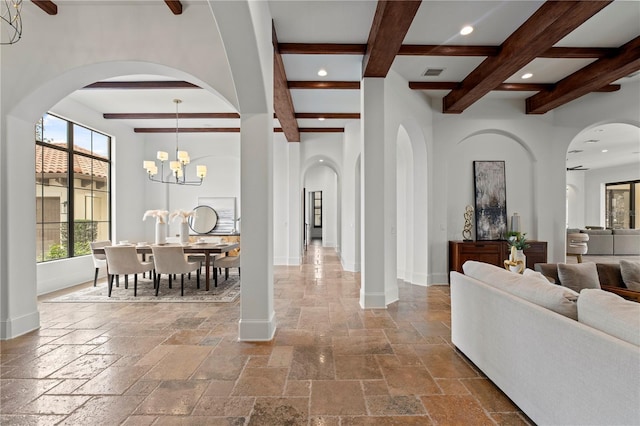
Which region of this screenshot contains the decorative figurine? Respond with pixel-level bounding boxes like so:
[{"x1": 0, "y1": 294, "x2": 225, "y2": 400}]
[{"x1": 462, "y1": 205, "x2": 474, "y2": 241}]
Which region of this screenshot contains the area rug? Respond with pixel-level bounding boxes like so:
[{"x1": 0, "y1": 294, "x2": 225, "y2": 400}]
[{"x1": 45, "y1": 275, "x2": 240, "y2": 303}]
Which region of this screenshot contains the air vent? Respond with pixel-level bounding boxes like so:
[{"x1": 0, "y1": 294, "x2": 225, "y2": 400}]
[
  {"x1": 584, "y1": 139, "x2": 599, "y2": 144},
  {"x1": 568, "y1": 150, "x2": 583, "y2": 154},
  {"x1": 422, "y1": 68, "x2": 444, "y2": 77}
]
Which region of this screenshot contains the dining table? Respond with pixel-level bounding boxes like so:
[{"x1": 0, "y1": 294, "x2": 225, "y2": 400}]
[{"x1": 94, "y1": 242, "x2": 239, "y2": 291}]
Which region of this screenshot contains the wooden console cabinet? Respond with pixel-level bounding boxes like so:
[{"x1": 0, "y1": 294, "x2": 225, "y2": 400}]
[{"x1": 449, "y1": 240, "x2": 547, "y2": 273}]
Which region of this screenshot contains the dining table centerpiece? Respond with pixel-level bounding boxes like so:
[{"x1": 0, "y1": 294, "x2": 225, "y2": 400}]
[
  {"x1": 170, "y1": 209, "x2": 196, "y2": 245},
  {"x1": 143, "y1": 209, "x2": 169, "y2": 245}
]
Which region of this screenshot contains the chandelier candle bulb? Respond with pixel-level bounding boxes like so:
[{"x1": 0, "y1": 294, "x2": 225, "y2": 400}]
[
  {"x1": 143, "y1": 160, "x2": 155, "y2": 170},
  {"x1": 196, "y1": 165, "x2": 207, "y2": 178},
  {"x1": 157, "y1": 151, "x2": 169, "y2": 162}
]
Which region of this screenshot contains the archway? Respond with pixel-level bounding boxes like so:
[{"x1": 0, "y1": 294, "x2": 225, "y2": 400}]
[
  {"x1": 394, "y1": 121, "x2": 429, "y2": 286},
  {"x1": 2, "y1": 62, "x2": 237, "y2": 339},
  {"x1": 566, "y1": 121, "x2": 640, "y2": 231}
]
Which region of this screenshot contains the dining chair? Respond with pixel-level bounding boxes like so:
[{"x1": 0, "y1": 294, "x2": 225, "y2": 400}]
[
  {"x1": 90, "y1": 240, "x2": 111, "y2": 287},
  {"x1": 103, "y1": 245, "x2": 154, "y2": 297},
  {"x1": 214, "y1": 254, "x2": 240, "y2": 284},
  {"x1": 151, "y1": 246, "x2": 201, "y2": 296}
]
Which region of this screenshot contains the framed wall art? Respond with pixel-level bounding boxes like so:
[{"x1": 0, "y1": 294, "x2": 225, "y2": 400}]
[{"x1": 473, "y1": 161, "x2": 507, "y2": 240}]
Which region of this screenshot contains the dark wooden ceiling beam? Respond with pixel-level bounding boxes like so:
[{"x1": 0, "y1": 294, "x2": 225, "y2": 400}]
[
  {"x1": 526, "y1": 36, "x2": 640, "y2": 114},
  {"x1": 409, "y1": 82, "x2": 620, "y2": 92},
  {"x1": 136, "y1": 127, "x2": 344, "y2": 133},
  {"x1": 134, "y1": 128, "x2": 241, "y2": 133},
  {"x1": 363, "y1": 0, "x2": 422, "y2": 77},
  {"x1": 276, "y1": 128, "x2": 345, "y2": 133},
  {"x1": 84, "y1": 81, "x2": 200, "y2": 89},
  {"x1": 295, "y1": 113, "x2": 361, "y2": 119},
  {"x1": 280, "y1": 43, "x2": 615, "y2": 59},
  {"x1": 278, "y1": 43, "x2": 367, "y2": 55},
  {"x1": 104, "y1": 112, "x2": 240, "y2": 120},
  {"x1": 442, "y1": 1, "x2": 612, "y2": 114},
  {"x1": 31, "y1": 0, "x2": 57, "y2": 15},
  {"x1": 288, "y1": 81, "x2": 360, "y2": 90},
  {"x1": 164, "y1": 0, "x2": 182, "y2": 15},
  {"x1": 273, "y1": 22, "x2": 300, "y2": 142},
  {"x1": 399, "y1": 45, "x2": 499, "y2": 56}
]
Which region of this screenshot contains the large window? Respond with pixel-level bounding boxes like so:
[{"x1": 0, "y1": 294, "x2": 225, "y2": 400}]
[
  {"x1": 605, "y1": 180, "x2": 639, "y2": 229},
  {"x1": 313, "y1": 191, "x2": 322, "y2": 227},
  {"x1": 36, "y1": 113, "x2": 111, "y2": 262}
]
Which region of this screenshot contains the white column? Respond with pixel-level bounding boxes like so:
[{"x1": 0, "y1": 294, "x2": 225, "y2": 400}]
[
  {"x1": 287, "y1": 142, "x2": 301, "y2": 265},
  {"x1": 239, "y1": 112, "x2": 276, "y2": 341},
  {"x1": 360, "y1": 78, "x2": 388, "y2": 308},
  {"x1": 1, "y1": 115, "x2": 40, "y2": 339}
]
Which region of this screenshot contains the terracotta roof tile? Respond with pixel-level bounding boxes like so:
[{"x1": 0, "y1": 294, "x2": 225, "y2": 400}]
[{"x1": 36, "y1": 143, "x2": 108, "y2": 178}]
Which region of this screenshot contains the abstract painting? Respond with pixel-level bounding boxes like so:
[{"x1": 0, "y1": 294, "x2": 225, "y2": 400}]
[{"x1": 473, "y1": 161, "x2": 507, "y2": 240}]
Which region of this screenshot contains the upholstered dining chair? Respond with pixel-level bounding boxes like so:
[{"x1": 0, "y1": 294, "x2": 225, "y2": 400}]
[
  {"x1": 214, "y1": 254, "x2": 240, "y2": 285},
  {"x1": 151, "y1": 246, "x2": 201, "y2": 296},
  {"x1": 90, "y1": 240, "x2": 111, "y2": 287},
  {"x1": 103, "y1": 245, "x2": 154, "y2": 297},
  {"x1": 567, "y1": 232, "x2": 589, "y2": 263}
]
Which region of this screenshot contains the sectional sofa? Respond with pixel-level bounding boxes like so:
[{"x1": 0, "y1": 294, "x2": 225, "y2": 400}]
[
  {"x1": 450, "y1": 261, "x2": 640, "y2": 425},
  {"x1": 570, "y1": 228, "x2": 640, "y2": 255}
]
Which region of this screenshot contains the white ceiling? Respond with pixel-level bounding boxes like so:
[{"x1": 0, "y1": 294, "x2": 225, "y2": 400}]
[{"x1": 63, "y1": 0, "x2": 640, "y2": 171}]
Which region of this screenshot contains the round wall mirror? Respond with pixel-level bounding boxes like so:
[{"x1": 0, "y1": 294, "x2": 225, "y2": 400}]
[{"x1": 189, "y1": 205, "x2": 218, "y2": 234}]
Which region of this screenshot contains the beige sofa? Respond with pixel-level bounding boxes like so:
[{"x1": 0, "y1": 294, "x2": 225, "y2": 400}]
[
  {"x1": 451, "y1": 261, "x2": 640, "y2": 425},
  {"x1": 577, "y1": 228, "x2": 640, "y2": 255}
]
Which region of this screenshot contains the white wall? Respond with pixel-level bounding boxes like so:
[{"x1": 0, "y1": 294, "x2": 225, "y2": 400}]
[
  {"x1": 304, "y1": 166, "x2": 338, "y2": 247},
  {"x1": 566, "y1": 171, "x2": 586, "y2": 229},
  {"x1": 273, "y1": 134, "x2": 289, "y2": 264},
  {"x1": 341, "y1": 121, "x2": 362, "y2": 272}
]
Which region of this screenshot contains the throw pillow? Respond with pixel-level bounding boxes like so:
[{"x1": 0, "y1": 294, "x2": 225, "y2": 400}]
[
  {"x1": 619, "y1": 260, "x2": 640, "y2": 291},
  {"x1": 557, "y1": 263, "x2": 600, "y2": 293},
  {"x1": 523, "y1": 268, "x2": 554, "y2": 284},
  {"x1": 463, "y1": 261, "x2": 579, "y2": 319},
  {"x1": 578, "y1": 289, "x2": 640, "y2": 346}
]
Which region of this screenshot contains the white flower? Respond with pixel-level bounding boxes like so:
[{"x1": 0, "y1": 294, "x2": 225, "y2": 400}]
[
  {"x1": 143, "y1": 209, "x2": 169, "y2": 224},
  {"x1": 170, "y1": 209, "x2": 196, "y2": 224}
]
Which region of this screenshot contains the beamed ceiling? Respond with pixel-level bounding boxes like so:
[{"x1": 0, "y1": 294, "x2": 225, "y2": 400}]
[{"x1": 40, "y1": 0, "x2": 640, "y2": 161}]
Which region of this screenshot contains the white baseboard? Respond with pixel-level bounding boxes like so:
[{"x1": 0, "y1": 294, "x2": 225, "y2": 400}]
[
  {"x1": 238, "y1": 312, "x2": 276, "y2": 341},
  {"x1": 0, "y1": 310, "x2": 40, "y2": 340},
  {"x1": 429, "y1": 272, "x2": 450, "y2": 285},
  {"x1": 359, "y1": 290, "x2": 387, "y2": 309}
]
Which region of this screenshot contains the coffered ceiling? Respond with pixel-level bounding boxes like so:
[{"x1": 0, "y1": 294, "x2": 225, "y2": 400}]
[{"x1": 46, "y1": 0, "x2": 639, "y2": 170}]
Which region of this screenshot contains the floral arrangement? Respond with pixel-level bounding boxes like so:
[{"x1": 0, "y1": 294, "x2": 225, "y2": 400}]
[
  {"x1": 507, "y1": 232, "x2": 530, "y2": 250},
  {"x1": 142, "y1": 209, "x2": 169, "y2": 224},
  {"x1": 170, "y1": 209, "x2": 195, "y2": 224}
]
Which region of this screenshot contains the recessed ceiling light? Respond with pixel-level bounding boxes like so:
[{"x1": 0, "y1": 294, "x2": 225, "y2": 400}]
[
  {"x1": 460, "y1": 25, "x2": 473, "y2": 36},
  {"x1": 318, "y1": 117, "x2": 325, "y2": 121},
  {"x1": 521, "y1": 73, "x2": 533, "y2": 80},
  {"x1": 317, "y1": 68, "x2": 327, "y2": 77},
  {"x1": 319, "y1": 159, "x2": 324, "y2": 162},
  {"x1": 601, "y1": 149, "x2": 608, "y2": 153}
]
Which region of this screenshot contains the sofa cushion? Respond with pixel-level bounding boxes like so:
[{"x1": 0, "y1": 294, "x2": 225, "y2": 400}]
[
  {"x1": 612, "y1": 229, "x2": 640, "y2": 235},
  {"x1": 557, "y1": 263, "x2": 601, "y2": 293},
  {"x1": 523, "y1": 268, "x2": 553, "y2": 283},
  {"x1": 578, "y1": 289, "x2": 640, "y2": 346},
  {"x1": 585, "y1": 229, "x2": 612, "y2": 235},
  {"x1": 534, "y1": 263, "x2": 560, "y2": 284},
  {"x1": 596, "y1": 263, "x2": 625, "y2": 288},
  {"x1": 463, "y1": 261, "x2": 578, "y2": 320},
  {"x1": 620, "y1": 260, "x2": 640, "y2": 291}
]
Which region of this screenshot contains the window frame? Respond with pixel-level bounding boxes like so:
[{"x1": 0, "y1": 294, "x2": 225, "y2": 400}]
[{"x1": 36, "y1": 113, "x2": 112, "y2": 263}]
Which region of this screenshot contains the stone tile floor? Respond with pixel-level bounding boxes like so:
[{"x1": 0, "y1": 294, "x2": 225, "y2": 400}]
[{"x1": 1, "y1": 242, "x2": 532, "y2": 425}]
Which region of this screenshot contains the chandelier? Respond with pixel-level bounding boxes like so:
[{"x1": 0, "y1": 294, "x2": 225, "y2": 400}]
[
  {"x1": 1, "y1": 0, "x2": 22, "y2": 45},
  {"x1": 143, "y1": 99, "x2": 207, "y2": 186}
]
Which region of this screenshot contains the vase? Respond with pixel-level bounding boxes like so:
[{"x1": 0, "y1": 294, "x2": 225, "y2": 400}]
[
  {"x1": 180, "y1": 222, "x2": 190, "y2": 245},
  {"x1": 515, "y1": 249, "x2": 526, "y2": 270},
  {"x1": 155, "y1": 222, "x2": 167, "y2": 245}
]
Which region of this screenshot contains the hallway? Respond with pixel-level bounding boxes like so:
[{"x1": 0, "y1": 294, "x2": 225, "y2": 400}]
[{"x1": 1, "y1": 243, "x2": 530, "y2": 425}]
